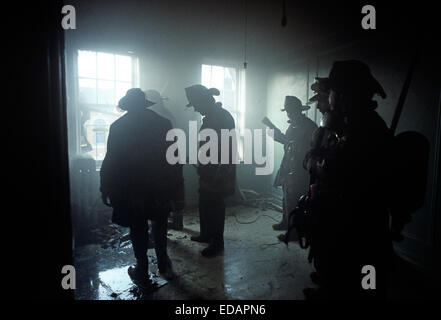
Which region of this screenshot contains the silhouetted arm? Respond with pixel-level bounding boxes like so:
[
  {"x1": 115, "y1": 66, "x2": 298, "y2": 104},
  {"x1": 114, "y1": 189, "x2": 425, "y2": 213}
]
[{"x1": 100, "y1": 125, "x2": 117, "y2": 205}]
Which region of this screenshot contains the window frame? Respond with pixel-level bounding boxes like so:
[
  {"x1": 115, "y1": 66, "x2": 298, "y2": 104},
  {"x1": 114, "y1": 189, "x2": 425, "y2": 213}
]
[
  {"x1": 200, "y1": 62, "x2": 247, "y2": 160},
  {"x1": 74, "y1": 49, "x2": 139, "y2": 167}
]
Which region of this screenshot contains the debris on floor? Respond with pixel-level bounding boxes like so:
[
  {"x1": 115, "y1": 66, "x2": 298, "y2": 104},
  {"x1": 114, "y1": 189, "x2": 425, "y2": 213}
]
[
  {"x1": 89, "y1": 223, "x2": 155, "y2": 249},
  {"x1": 89, "y1": 224, "x2": 127, "y2": 248},
  {"x1": 74, "y1": 205, "x2": 314, "y2": 300},
  {"x1": 240, "y1": 189, "x2": 283, "y2": 213}
]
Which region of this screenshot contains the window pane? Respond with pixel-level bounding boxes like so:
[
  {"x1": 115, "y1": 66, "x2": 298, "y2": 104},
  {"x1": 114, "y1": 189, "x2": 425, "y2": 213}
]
[
  {"x1": 116, "y1": 55, "x2": 132, "y2": 82},
  {"x1": 115, "y1": 82, "x2": 132, "y2": 103},
  {"x1": 211, "y1": 66, "x2": 225, "y2": 92},
  {"x1": 93, "y1": 118, "x2": 107, "y2": 130},
  {"x1": 225, "y1": 67, "x2": 236, "y2": 91},
  {"x1": 95, "y1": 132, "x2": 106, "y2": 145},
  {"x1": 201, "y1": 64, "x2": 212, "y2": 87},
  {"x1": 84, "y1": 112, "x2": 116, "y2": 161},
  {"x1": 97, "y1": 52, "x2": 115, "y2": 80},
  {"x1": 78, "y1": 50, "x2": 96, "y2": 78},
  {"x1": 224, "y1": 92, "x2": 235, "y2": 110},
  {"x1": 78, "y1": 78, "x2": 96, "y2": 104},
  {"x1": 97, "y1": 80, "x2": 115, "y2": 105},
  {"x1": 93, "y1": 119, "x2": 107, "y2": 146}
]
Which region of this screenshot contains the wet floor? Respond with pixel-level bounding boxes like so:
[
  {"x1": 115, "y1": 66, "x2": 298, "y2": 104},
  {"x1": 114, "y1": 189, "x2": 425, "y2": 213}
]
[
  {"x1": 74, "y1": 204, "x2": 439, "y2": 300},
  {"x1": 74, "y1": 205, "x2": 314, "y2": 300}
]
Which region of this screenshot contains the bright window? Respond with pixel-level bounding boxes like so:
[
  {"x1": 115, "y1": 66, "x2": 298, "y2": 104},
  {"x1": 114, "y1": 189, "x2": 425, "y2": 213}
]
[
  {"x1": 78, "y1": 50, "x2": 135, "y2": 106},
  {"x1": 201, "y1": 64, "x2": 246, "y2": 159},
  {"x1": 77, "y1": 50, "x2": 138, "y2": 164}
]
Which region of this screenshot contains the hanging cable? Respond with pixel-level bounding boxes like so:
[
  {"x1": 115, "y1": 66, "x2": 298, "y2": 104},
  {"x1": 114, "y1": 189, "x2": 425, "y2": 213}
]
[
  {"x1": 243, "y1": 0, "x2": 248, "y2": 69},
  {"x1": 281, "y1": 0, "x2": 287, "y2": 27}
]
